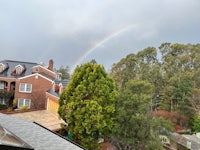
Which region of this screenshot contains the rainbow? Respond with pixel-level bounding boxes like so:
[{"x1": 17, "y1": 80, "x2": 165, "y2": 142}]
[{"x1": 70, "y1": 24, "x2": 137, "y2": 74}]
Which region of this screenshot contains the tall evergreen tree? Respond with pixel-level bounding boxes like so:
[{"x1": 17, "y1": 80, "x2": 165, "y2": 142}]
[
  {"x1": 58, "y1": 62, "x2": 116, "y2": 150},
  {"x1": 110, "y1": 80, "x2": 172, "y2": 150}
]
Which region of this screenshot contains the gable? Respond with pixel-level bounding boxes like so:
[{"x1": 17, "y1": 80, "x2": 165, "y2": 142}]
[
  {"x1": 18, "y1": 73, "x2": 54, "y2": 83},
  {"x1": 32, "y1": 65, "x2": 56, "y2": 80},
  {"x1": 0, "y1": 63, "x2": 8, "y2": 73}
]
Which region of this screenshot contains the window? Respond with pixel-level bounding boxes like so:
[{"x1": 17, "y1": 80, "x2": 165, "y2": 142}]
[
  {"x1": 16, "y1": 66, "x2": 23, "y2": 75},
  {"x1": 0, "y1": 64, "x2": 5, "y2": 72},
  {"x1": 56, "y1": 73, "x2": 62, "y2": 80},
  {"x1": 18, "y1": 99, "x2": 31, "y2": 108},
  {"x1": 35, "y1": 67, "x2": 39, "y2": 72},
  {"x1": 0, "y1": 82, "x2": 4, "y2": 89},
  {"x1": 19, "y1": 83, "x2": 32, "y2": 93},
  {"x1": 0, "y1": 98, "x2": 5, "y2": 105},
  {"x1": 0, "y1": 65, "x2": 3, "y2": 72}
]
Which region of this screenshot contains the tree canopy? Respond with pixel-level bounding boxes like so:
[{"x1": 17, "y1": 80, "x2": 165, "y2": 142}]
[
  {"x1": 110, "y1": 80, "x2": 172, "y2": 150},
  {"x1": 110, "y1": 43, "x2": 200, "y2": 132}
]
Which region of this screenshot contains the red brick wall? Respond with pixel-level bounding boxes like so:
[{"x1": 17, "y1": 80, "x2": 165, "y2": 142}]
[
  {"x1": 0, "y1": 77, "x2": 16, "y2": 92},
  {"x1": 15, "y1": 74, "x2": 53, "y2": 110},
  {"x1": 38, "y1": 66, "x2": 56, "y2": 79}
]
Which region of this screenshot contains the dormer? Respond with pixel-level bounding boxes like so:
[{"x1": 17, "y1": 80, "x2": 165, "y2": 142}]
[
  {"x1": 32, "y1": 65, "x2": 40, "y2": 73},
  {"x1": 0, "y1": 63, "x2": 8, "y2": 73},
  {"x1": 11, "y1": 64, "x2": 26, "y2": 76}
]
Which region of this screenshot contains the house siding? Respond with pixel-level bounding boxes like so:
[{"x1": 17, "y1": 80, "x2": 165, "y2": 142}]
[
  {"x1": 15, "y1": 74, "x2": 53, "y2": 110},
  {"x1": 32, "y1": 66, "x2": 56, "y2": 79},
  {"x1": 46, "y1": 93, "x2": 59, "y2": 116}
]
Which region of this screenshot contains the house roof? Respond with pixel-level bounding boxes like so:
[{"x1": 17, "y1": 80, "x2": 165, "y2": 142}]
[
  {"x1": 0, "y1": 113, "x2": 84, "y2": 150},
  {"x1": 10, "y1": 110, "x2": 65, "y2": 131},
  {"x1": 0, "y1": 124, "x2": 33, "y2": 149},
  {"x1": 0, "y1": 60, "x2": 38, "y2": 78},
  {"x1": 171, "y1": 132, "x2": 200, "y2": 149},
  {"x1": 46, "y1": 88, "x2": 59, "y2": 98},
  {"x1": 55, "y1": 79, "x2": 70, "y2": 87}
]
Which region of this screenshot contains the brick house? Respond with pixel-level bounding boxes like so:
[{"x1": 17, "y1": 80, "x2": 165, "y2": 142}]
[
  {"x1": 0, "y1": 59, "x2": 63, "y2": 110},
  {"x1": 46, "y1": 79, "x2": 69, "y2": 115}
]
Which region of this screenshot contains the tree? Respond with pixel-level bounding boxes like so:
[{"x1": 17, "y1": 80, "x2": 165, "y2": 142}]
[
  {"x1": 58, "y1": 62, "x2": 116, "y2": 150},
  {"x1": 110, "y1": 80, "x2": 172, "y2": 150},
  {"x1": 191, "y1": 114, "x2": 200, "y2": 132},
  {"x1": 56, "y1": 65, "x2": 70, "y2": 80}
]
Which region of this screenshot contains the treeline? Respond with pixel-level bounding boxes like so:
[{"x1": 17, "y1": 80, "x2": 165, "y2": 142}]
[{"x1": 110, "y1": 43, "x2": 200, "y2": 129}]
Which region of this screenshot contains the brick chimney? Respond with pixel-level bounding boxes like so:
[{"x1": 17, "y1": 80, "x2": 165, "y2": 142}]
[{"x1": 48, "y1": 59, "x2": 54, "y2": 71}]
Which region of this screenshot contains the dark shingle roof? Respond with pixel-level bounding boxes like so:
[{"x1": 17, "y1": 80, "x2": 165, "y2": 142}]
[
  {"x1": 172, "y1": 132, "x2": 200, "y2": 149},
  {"x1": 47, "y1": 88, "x2": 59, "y2": 97},
  {"x1": 0, "y1": 60, "x2": 38, "y2": 78},
  {"x1": 0, "y1": 113, "x2": 84, "y2": 150},
  {"x1": 54, "y1": 79, "x2": 70, "y2": 87}
]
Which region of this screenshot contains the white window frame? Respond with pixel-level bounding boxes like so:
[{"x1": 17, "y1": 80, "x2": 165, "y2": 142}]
[
  {"x1": 56, "y1": 73, "x2": 62, "y2": 80},
  {"x1": 16, "y1": 66, "x2": 23, "y2": 74},
  {"x1": 19, "y1": 83, "x2": 32, "y2": 93},
  {"x1": 18, "y1": 99, "x2": 31, "y2": 109},
  {"x1": 0, "y1": 98, "x2": 5, "y2": 105},
  {"x1": 0, "y1": 82, "x2": 4, "y2": 89},
  {"x1": 35, "y1": 66, "x2": 39, "y2": 72},
  {"x1": 15, "y1": 65, "x2": 24, "y2": 75},
  {"x1": 0, "y1": 63, "x2": 5, "y2": 72},
  {"x1": 0, "y1": 65, "x2": 4, "y2": 72}
]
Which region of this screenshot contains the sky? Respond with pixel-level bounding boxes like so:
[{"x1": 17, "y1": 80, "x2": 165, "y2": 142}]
[{"x1": 0, "y1": 0, "x2": 199, "y2": 74}]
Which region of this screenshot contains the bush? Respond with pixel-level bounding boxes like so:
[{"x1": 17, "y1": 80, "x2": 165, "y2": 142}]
[
  {"x1": 0, "y1": 104, "x2": 7, "y2": 110},
  {"x1": 191, "y1": 114, "x2": 200, "y2": 133},
  {"x1": 19, "y1": 105, "x2": 29, "y2": 111}
]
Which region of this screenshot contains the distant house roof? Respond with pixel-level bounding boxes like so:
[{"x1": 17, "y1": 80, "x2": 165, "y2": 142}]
[
  {"x1": 55, "y1": 79, "x2": 70, "y2": 87},
  {"x1": 0, "y1": 113, "x2": 84, "y2": 150},
  {"x1": 10, "y1": 110, "x2": 65, "y2": 131},
  {"x1": 47, "y1": 88, "x2": 59, "y2": 98},
  {"x1": 172, "y1": 132, "x2": 200, "y2": 149},
  {"x1": 0, "y1": 60, "x2": 38, "y2": 78}
]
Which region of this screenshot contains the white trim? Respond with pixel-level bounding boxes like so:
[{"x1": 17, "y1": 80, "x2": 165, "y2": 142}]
[
  {"x1": 19, "y1": 83, "x2": 32, "y2": 93},
  {"x1": 47, "y1": 98, "x2": 49, "y2": 111},
  {"x1": 18, "y1": 98, "x2": 31, "y2": 108},
  {"x1": 0, "y1": 98, "x2": 5, "y2": 105},
  {"x1": 0, "y1": 82, "x2": 5, "y2": 89},
  {"x1": 0, "y1": 77, "x2": 17, "y2": 80},
  {"x1": 18, "y1": 73, "x2": 54, "y2": 82},
  {"x1": 0, "y1": 63, "x2": 5, "y2": 72},
  {"x1": 32, "y1": 65, "x2": 56, "y2": 75},
  {"x1": 59, "y1": 83, "x2": 63, "y2": 87},
  {"x1": 15, "y1": 64, "x2": 24, "y2": 69}
]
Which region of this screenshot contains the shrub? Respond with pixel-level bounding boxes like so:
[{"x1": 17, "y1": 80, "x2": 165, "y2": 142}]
[
  {"x1": 0, "y1": 104, "x2": 7, "y2": 110},
  {"x1": 19, "y1": 105, "x2": 29, "y2": 111}
]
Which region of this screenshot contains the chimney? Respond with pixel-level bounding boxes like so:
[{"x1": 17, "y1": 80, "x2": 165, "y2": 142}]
[{"x1": 48, "y1": 59, "x2": 54, "y2": 71}]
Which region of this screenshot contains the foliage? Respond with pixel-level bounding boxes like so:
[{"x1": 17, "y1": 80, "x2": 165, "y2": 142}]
[
  {"x1": 110, "y1": 43, "x2": 200, "y2": 130},
  {"x1": 56, "y1": 65, "x2": 70, "y2": 80},
  {"x1": 0, "y1": 92, "x2": 14, "y2": 99},
  {"x1": 19, "y1": 105, "x2": 28, "y2": 111},
  {"x1": 191, "y1": 114, "x2": 200, "y2": 133},
  {"x1": 110, "y1": 47, "x2": 160, "y2": 90},
  {"x1": 110, "y1": 80, "x2": 173, "y2": 150},
  {"x1": 13, "y1": 99, "x2": 17, "y2": 106},
  {"x1": 152, "y1": 110, "x2": 189, "y2": 131},
  {"x1": 58, "y1": 62, "x2": 116, "y2": 150},
  {"x1": 0, "y1": 104, "x2": 7, "y2": 110}
]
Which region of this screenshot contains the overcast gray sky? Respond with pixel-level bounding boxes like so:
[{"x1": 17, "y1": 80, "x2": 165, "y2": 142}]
[{"x1": 0, "y1": 0, "x2": 199, "y2": 73}]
